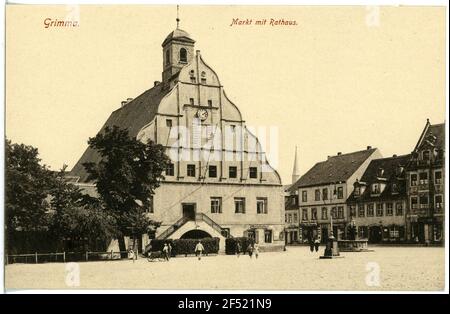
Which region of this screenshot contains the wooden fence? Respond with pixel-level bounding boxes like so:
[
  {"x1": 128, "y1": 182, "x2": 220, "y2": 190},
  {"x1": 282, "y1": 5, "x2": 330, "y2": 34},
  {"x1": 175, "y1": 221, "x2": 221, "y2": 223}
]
[{"x1": 5, "y1": 250, "x2": 131, "y2": 265}]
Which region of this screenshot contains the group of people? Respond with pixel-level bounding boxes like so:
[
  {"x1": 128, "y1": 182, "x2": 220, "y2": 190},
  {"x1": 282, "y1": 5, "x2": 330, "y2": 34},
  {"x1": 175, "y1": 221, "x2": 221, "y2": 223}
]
[
  {"x1": 235, "y1": 242, "x2": 259, "y2": 259},
  {"x1": 308, "y1": 236, "x2": 321, "y2": 253}
]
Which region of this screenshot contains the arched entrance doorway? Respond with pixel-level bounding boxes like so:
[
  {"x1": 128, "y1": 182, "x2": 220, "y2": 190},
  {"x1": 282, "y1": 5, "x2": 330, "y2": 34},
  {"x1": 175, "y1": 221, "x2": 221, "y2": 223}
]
[{"x1": 180, "y1": 229, "x2": 212, "y2": 239}]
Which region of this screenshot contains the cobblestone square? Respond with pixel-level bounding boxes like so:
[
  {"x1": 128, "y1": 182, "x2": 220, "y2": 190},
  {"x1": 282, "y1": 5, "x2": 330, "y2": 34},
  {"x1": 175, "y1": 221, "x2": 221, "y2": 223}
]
[{"x1": 5, "y1": 246, "x2": 446, "y2": 291}]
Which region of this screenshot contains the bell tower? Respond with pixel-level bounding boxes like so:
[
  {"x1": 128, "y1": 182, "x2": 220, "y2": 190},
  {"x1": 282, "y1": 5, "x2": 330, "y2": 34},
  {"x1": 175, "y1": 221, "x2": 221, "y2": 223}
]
[{"x1": 161, "y1": 8, "x2": 195, "y2": 84}]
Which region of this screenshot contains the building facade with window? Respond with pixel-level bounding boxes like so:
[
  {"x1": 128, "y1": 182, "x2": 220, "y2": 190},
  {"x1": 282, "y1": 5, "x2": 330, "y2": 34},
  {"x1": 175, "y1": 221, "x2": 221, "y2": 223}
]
[
  {"x1": 286, "y1": 147, "x2": 382, "y2": 243},
  {"x1": 405, "y1": 120, "x2": 445, "y2": 244},
  {"x1": 346, "y1": 155, "x2": 410, "y2": 243},
  {"x1": 69, "y1": 26, "x2": 285, "y2": 252}
]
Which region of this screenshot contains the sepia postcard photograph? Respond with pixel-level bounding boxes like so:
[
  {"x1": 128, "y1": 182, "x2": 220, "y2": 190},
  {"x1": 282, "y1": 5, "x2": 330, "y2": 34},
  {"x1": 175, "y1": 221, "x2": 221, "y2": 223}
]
[{"x1": 1, "y1": 0, "x2": 448, "y2": 296}]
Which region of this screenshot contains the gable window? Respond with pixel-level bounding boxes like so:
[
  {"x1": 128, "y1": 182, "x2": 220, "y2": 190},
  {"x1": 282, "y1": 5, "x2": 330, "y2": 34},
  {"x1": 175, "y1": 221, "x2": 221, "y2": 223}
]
[
  {"x1": 435, "y1": 195, "x2": 443, "y2": 209},
  {"x1": 395, "y1": 203, "x2": 403, "y2": 216},
  {"x1": 189, "y1": 98, "x2": 195, "y2": 106},
  {"x1": 337, "y1": 187, "x2": 344, "y2": 199},
  {"x1": 411, "y1": 197, "x2": 418, "y2": 209},
  {"x1": 249, "y1": 167, "x2": 258, "y2": 179},
  {"x1": 207, "y1": 100, "x2": 212, "y2": 107},
  {"x1": 315, "y1": 189, "x2": 320, "y2": 201},
  {"x1": 302, "y1": 191, "x2": 308, "y2": 202},
  {"x1": 166, "y1": 163, "x2": 174, "y2": 176},
  {"x1": 302, "y1": 208, "x2": 308, "y2": 221},
  {"x1": 321, "y1": 207, "x2": 328, "y2": 220},
  {"x1": 209, "y1": 165, "x2": 217, "y2": 178},
  {"x1": 229, "y1": 166, "x2": 237, "y2": 179},
  {"x1": 179, "y1": 48, "x2": 187, "y2": 63},
  {"x1": 166, "y1": 119, "x2": 173, "y2": 128},
  {"x1": 422, "y1": 150, "x2": 430, "y2": 160},
  {"x1": 211, "y1": 197, "x2": 222, "y2": 214},
  {"x1": 410, "y1": 174, "x2": 418, "y2": 186},
  {"x1": 376, "y1": 203, "x2": 383, "y2": 216},
  {"x1": 419, "y1": 172, "x2": 428, "y2": 184},
  {"x1": 201, "y1": 71, "x2": 207, "y2": 84},
  {"x1": 435, "y1": 171, "x2": 442, "y2": 184},
  {"x1": 234, "y1": 197, "x2": 246, "y2": 214},
  {"x1": 386, "y1": 203, "x2": 393, "y2": 216},
  {"x1": 322, "y1": 188, "x2": 328, "y2": 200},
  {"x1": 187, "y1": 164, "x2": 196, "y2": 177},
  {"x1": 257, "y1": 197, "x2": 268, "y2": 214},
  {"x1": 367, "y1": 204, "x2": 374, "y2": 216},
  {"x1": 354, "y1": 187, "x2": 361, "y2": 196},
  {"x1": 358, "y1": 204, "x2": 365, "y2": 217}
]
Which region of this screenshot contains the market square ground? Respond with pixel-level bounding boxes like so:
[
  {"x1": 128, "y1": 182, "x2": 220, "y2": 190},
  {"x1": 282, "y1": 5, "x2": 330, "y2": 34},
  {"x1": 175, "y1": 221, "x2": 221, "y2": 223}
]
[{"x1": 5, "y1": 246, "x2": 445, "y2": 291}]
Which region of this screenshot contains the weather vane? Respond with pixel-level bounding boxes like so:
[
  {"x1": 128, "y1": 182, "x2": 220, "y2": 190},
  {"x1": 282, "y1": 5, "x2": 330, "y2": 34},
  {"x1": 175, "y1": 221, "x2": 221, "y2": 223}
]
[{"x1": 176, "y1": 5, "x2": 180, "y2": 29}]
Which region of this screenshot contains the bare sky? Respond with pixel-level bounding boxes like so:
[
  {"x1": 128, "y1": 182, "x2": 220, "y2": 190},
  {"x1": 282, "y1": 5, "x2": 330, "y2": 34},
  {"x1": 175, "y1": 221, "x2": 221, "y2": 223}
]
[{"x1": 6, "y1": 5, "x2": 446, "y2": 185}]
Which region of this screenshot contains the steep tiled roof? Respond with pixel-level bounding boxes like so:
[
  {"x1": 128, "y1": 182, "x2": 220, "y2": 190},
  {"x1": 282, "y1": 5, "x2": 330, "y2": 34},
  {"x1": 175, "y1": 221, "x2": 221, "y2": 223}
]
[
  {"x1": 162, "y1": 28, "x2": 195, "y2": 46},
  {"x1": 347, "y1": 154, "x2": 411, "y2": 203},
  {"x1": 69, "y1": 84, "x2": 169, "y2": 182},
  {"x1": 424, "y1": 123, "x2": 445, "y2": 149},
  {"x1": 287, "y1": 148, "x2": 377, "y2": 192}
]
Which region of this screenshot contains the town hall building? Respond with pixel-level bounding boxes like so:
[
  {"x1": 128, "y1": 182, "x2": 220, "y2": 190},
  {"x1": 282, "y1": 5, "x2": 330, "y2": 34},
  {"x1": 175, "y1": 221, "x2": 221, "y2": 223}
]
[{"x1": 69, "y1": 24, "x2": 285, "y2": 253}]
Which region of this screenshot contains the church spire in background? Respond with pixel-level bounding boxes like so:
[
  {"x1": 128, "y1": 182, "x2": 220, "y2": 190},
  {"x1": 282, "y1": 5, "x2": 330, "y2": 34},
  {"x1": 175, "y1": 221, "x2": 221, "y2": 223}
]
[{"x1": 292, "y1": 146, "x2": 300, "y2": 184}]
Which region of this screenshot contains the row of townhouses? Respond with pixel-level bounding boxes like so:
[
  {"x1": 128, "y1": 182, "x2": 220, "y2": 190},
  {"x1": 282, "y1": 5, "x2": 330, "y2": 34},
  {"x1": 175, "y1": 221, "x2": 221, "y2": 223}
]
[{"x1": 285, "y1": 120, "x2": 445, "y2": 245}]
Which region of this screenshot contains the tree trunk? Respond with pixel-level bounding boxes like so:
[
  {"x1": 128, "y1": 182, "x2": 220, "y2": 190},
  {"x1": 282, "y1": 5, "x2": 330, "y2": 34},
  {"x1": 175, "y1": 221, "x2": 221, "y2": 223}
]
[{"x1": 118, "y1": 236, "x2": 127, "y2": 259}]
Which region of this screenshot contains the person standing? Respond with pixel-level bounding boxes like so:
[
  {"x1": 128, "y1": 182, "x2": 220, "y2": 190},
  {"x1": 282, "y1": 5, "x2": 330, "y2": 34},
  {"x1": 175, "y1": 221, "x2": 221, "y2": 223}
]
[
  {"x1": 314, "y1": 236, "x2": 320, "y2": 252},
  {"x1": 195, "y1": 241, "x2": 205, "y2": 260},
  {"x1": 308, "y1": 235, "x2": 314, "y2": 253},
  {"x1": 254, "y1": 243, "x2": 259, "y2": 259},
  {"x1": 236, "y1": 242, "x2": 241, "y2": 258},
  {"x1": 163, "y1": 243, "x2": 169, "y2": 261}
]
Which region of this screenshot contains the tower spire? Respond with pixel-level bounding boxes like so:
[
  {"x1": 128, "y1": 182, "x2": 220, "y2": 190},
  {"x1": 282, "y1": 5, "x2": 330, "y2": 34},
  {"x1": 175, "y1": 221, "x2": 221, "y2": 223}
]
[
  {"x1": 176, "y1": 5, "x2": 180, "y2": 29},
  {"x1": 292, "y1": 146, "x2": 300, "y2": 184}
]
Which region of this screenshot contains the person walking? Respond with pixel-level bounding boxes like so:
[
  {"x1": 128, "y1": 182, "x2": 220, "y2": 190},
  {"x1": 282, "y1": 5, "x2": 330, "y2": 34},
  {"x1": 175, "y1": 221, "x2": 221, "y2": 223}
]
[
  {"x1": 247, "y1": 243, "x2": 254, "y2": 258},
  {"x1": 163, "y1": 243, "x2": 169, "y2": 261},
  {"x1": 254, "y1": 243, "x2": 259, "y2": 259},
  {"x1": 195, "y1": 241, "x2": 205, "y2": 260},
  {"x1": 236, "y1": 242, "x2": 241, "y2": 258},
  {"x1": 314, "y1": 236, "x2": 320, "y2": 252},
  {"x1": 168, "y1": 242, "x2": 173, "y2": 259}
]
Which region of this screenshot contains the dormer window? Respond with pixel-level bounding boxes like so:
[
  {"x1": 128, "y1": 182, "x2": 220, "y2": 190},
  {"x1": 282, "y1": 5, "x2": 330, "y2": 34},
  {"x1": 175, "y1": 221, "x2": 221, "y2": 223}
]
[
  {"x1": 179, "y1": 48, "x2": 187, "y2": 63},
  {"x1": 422, "y1": 150, "x2": 430, "y2": 160},
  {"x1": 354, "y1": 187, "x2": 361, "y2": 196},
  {"x1": 377, "y1": 167, "x2": 384, "y2": 177},
  {"x1": 372, "y1": 183, "x2": 380, "y2": 194},
  {"x1": 391, "y1": 183, "x2": 399, "y2": 194}
]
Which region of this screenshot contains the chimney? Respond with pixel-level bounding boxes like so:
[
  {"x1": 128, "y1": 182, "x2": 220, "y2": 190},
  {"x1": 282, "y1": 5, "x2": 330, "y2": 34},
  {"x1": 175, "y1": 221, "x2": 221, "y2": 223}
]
[
  {"x1": 154, "y1": 81, "x2": 161, "y2": 86},
  {"x1": 127, "y1": 98, "x2": 133, "y2": 102},
  {"x1": 121, "y1": 101, "x2": 127, "y2": 107},
  {"x1": 367, "y1": 146, "x2": 372, "y2": 150},
  {"x1": 393, "y1": 154, "x2": 397, "y2": 158},
  {"x1": 337, "y1": 152, "x2": 342, "y2": 156}
]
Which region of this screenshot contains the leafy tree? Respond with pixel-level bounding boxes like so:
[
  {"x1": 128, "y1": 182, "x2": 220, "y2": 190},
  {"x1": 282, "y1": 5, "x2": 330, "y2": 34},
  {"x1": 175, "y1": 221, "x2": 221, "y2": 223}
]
[
  {"x1": 49, "y1": 167, "x2": 118, "y2": 251},
  {"x1": 83, "y1": 126, "x2": 169, "y2": 253},
  {"x1": 5, "y1": 139, "x2": 53, "y2": 233}
]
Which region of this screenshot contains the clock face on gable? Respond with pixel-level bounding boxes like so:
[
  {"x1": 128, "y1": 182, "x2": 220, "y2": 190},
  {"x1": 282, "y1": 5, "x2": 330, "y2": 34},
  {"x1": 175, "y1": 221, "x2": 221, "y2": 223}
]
[{"x1": 196, "y1": 109, "x2": 208, "y2": 121}]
